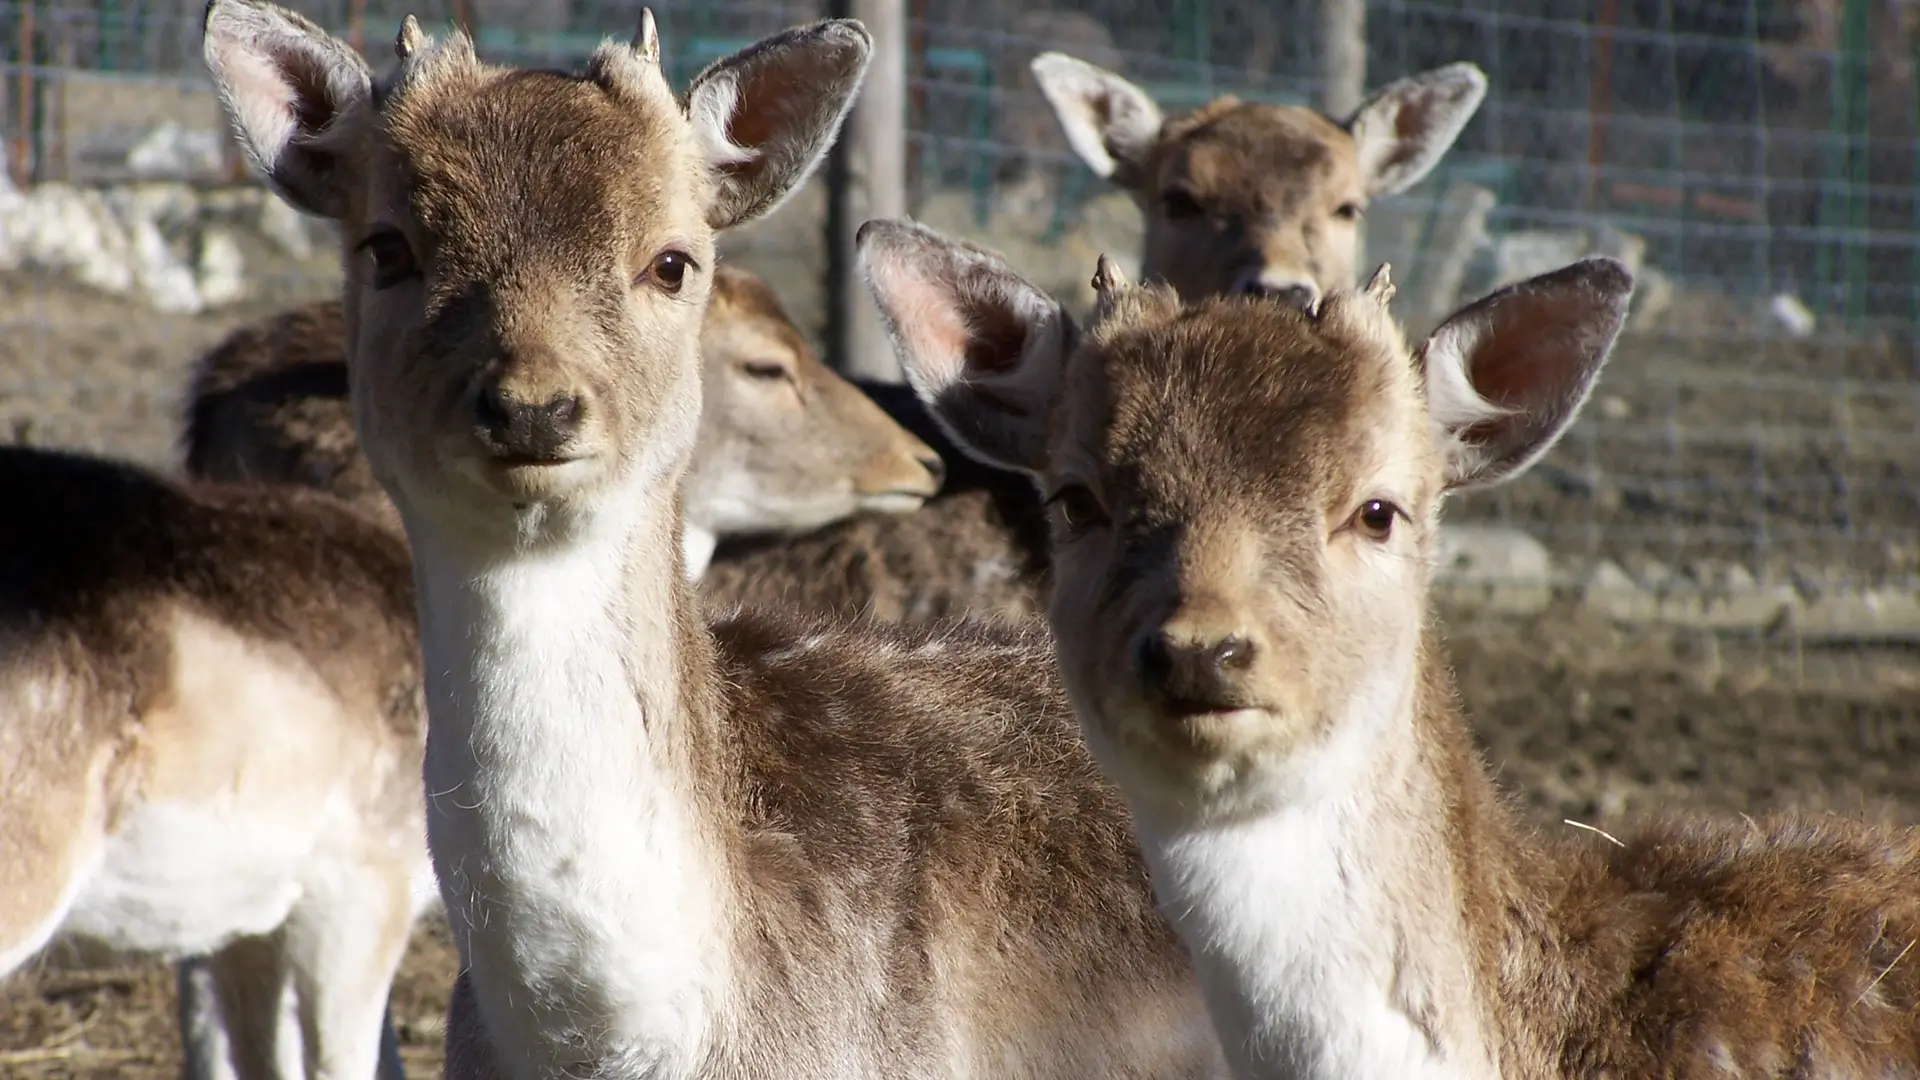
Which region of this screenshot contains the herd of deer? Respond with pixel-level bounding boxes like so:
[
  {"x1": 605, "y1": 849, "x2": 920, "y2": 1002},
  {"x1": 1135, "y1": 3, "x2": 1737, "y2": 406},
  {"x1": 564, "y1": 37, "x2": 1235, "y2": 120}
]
[{"x1": 0, "y1": 3, "x2": 1915, "y2": 1079}]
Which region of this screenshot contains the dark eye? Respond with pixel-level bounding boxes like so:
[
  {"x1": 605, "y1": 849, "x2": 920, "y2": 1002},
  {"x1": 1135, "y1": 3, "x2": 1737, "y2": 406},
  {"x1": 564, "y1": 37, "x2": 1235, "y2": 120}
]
[
  {"x1": 742, "y1": 361, "x2": 789, "y2": 381},
  {"x1": 1044, "y1": 482, "x2": 1110, "y2": 538},
  {"x1": 1333, "y1": 202, "x2": 1363, "y2": 222},
  {"x1": 357, "y1": 229, "x2": 419, "y2": 290},
  {"x1": 1351, "y1": 498, "x2": 1401, "y2": 541},
  {"x1": 638, "y1": 250, "x2": 694, "y2": 294},
  {"x1": 1160, "y1": 189, "x2": 1205, "y2": 221}
]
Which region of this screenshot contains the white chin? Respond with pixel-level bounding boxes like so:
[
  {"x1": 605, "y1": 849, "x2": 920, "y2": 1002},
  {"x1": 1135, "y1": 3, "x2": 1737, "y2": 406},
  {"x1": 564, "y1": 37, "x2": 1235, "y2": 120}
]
[{"x1": 857, "y1": 492, "x2": 931, "y2": 515}]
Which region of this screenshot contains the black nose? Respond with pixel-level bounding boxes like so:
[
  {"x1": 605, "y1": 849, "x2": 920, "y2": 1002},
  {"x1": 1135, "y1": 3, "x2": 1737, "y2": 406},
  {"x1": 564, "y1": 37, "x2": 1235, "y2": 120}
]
[
  {"x1": 474, "y1": 384, "x2": 583, "y2": 462},
  {"x1": 919, "y1": 452, "x2": 948, "y2": 490},
  {"x1": 1132, "y1": 629, "x2": 1259, "y2": 711},
  {"x1": 1240, "y1": 281, "x2": 1317, "y2": 311}
]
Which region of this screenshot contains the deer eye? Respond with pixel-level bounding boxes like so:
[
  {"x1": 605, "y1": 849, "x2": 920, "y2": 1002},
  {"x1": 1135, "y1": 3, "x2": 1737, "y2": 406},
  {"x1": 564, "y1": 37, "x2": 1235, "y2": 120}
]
[
  {"x1": 1044, "y1": 482, "x2": 1110, "y2": 538},
  {"x1": 1333, "y1": 202, "x2": 1363, "y2": 222},
  {"x1": 1160, "y1": 189, "x2": 1205, "y2": 221},
  {"x1": 742, "y1": 360, "x2": 789, "y2": 381},
  {"x1": 1349, "y1": 498, "x2": 1403, "y2": 541},
  {"x1": 638, "y1": 250, "x2": 695, "y2": 294},
  {"x1": 357, "y1": 229, "x2": 419, "y2": 290}
]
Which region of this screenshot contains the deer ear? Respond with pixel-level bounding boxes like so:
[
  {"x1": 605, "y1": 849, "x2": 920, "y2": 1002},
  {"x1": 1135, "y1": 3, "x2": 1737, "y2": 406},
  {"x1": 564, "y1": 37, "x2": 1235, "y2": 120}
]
[
  {"x1": 1347, "y1": 62, "x2": 1487, "y2": 198},
  {"x1": 859, "y1": 219, "x2": 1072, "y2": 475},
  {"x1": 203, "y1": 0, "x2": 373, "y2": 219},
  {"x1": 1421, "y1": 258, "x2": 1633, "y2": 491},
  {"x1": 686, "y1": 20, "x2": 872, "y2": 231},
  {"x1": 1030, "y1": 52, "x2": 1163, "y2": 190}
]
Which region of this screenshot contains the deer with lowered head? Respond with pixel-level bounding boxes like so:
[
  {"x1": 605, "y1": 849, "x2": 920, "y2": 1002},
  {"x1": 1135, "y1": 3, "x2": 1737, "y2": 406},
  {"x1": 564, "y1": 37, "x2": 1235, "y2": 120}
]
[
  {"x1": 202, "y1": 5, "x2": 1228, "y2": 1078},
  {"x1": 699, "y1": 57, "x2": 1487, "y2": 624},
  {"x1": 181, "y1": 262, "x2": 944, "y2": 578},
  {"x1": 866, "y1": 221, "x2": 1920, "y2": 1078},
  {"x1": 0, "y1": 443, "x2": 433, "y2": 1080}
]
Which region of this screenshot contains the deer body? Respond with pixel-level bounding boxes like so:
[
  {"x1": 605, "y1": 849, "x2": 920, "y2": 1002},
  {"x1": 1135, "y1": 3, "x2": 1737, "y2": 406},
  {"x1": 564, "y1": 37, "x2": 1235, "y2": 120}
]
[
  {"x1": 867, "y1": 221, "x2": 1920, "y2": 1079},
  {"x1": 203, "y1": 7, "x2": 1224, "y2": 1078},
  {"x1": 0, "y1": 445, "x2": 430, "y2": 1080}
]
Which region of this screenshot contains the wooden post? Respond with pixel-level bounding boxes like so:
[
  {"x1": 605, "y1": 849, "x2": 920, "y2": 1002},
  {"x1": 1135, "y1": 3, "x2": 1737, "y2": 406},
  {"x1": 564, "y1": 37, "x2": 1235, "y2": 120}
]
[
  {"x1": 13, "y1": 0, "x2": 35, "y2": 189},
  {"x1": 1318, "y1": 0, "x2": 1365, "y2": 118},
  {"x1": 1319, "y1": 0, "x2": 1365, "y2": 272},
  {"x1": 825, "y1": 0, "x2": 907, "y2": 382}
]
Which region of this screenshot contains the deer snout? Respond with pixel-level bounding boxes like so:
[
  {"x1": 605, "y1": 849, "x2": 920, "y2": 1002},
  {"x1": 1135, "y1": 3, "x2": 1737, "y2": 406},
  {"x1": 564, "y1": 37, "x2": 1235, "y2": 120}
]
[
  {"x1": 1131, "y1": 624, "x2": 1262, "y2": 713},
  {"x1": 1232, "y1": 270, "x2": 1319, "y2": 312},
  {"x1": 473, "y1": 381, "x2": 586, "y2": 463},
  {"x1": 855, "y1": 437, "x2": 945, "y2": 512},
  {"x1": 918, "y1": 452, "x2": 947, "y2": 491}
]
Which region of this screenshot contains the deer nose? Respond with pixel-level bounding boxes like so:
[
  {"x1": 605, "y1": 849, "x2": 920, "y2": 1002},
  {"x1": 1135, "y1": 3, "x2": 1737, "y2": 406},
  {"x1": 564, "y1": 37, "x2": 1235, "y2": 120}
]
[
  {"x1": 1132, "y1": 627, "x2": 1260, "y2": 711},
  {"x1": 474, "y1": 383, "x2": 584, "y2": 462},
  {"x1": 919, "y1": 452, "x2": 948, "y2": 490},
  {"x1": 1238, "y1": 279, "x2": 1319, "y2": 311}
]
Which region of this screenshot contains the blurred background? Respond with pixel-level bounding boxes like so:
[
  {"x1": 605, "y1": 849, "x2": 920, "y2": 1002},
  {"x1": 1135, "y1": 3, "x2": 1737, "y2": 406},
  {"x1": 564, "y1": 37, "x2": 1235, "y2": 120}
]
[{"x1": 0, "y1": 0, "x2": 1915, "y2": 1074}]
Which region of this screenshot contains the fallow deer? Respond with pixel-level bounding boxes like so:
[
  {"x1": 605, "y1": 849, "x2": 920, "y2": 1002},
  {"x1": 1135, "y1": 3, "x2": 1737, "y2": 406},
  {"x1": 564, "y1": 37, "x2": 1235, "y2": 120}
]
[
  {"x1": 0, "y1": 444, "x2": 432, "y2": 1080},
  {"x1": 203, "y1": 6, "x2": 1227, "y2": 1079},
  {"x1": 698, "y1": 58, "x2": 1488, "y2": 624},
  {"x1": 869, "y1": 222, "x2": 1920, "y2": 1079},
  {"x1": 176, "y1": 188, "x2": 942, "y2": 1080},
  {"x1": 181, "y1": 263, "x2": 944, "y2": 578},
  {"x1": 1029, "y1": 52, "x2": 1487, "y2": 309}
]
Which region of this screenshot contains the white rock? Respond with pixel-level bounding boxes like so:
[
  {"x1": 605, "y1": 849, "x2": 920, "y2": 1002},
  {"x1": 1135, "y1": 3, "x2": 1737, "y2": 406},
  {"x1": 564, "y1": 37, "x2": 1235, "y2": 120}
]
[
  {"x1": 1769, "y1": 292, "x2": 1816, "y2": 337},
  {"x1": 131, "y1": 214, "x2": 203, "y2": 314},
  {"x1": 257, "y1": 194, "x2": 314, "y2": 260},
  {"x1": 196, "y1": 228, "x2": 248, "y2": 307},
  {"x1": 1435, "y1": 524, "x2": 1554, "y2": 615},
  {"x1": 125, "y1": 122, "x2": 227, "y2": 180}
]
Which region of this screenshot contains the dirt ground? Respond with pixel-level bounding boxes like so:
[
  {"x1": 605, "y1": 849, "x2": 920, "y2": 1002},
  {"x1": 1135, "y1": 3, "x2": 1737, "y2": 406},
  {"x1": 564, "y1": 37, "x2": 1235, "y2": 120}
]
[{"x1": 0, "y1": 259, "x2": 1915, "y2": 1077}]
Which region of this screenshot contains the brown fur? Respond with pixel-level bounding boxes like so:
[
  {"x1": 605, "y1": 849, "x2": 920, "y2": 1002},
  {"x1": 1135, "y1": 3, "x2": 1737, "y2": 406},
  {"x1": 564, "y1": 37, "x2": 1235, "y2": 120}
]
[
  {"x1": 202, "y1": 7, "x2": 1226, "y2": 1076},
  {"x1": 0, "y1": 444, "x2": 426, "y2": 1079},
  {"x1": 439, "y1": 611, "x2": 1220, "y2": 1079},
  {"x1": 870, "y1": 222, "x2": 1920, "y2": 1077}
]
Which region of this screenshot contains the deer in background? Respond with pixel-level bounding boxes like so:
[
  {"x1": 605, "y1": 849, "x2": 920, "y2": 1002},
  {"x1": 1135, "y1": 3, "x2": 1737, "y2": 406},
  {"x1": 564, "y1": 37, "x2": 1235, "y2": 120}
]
[
  {"x1": 204, "y1": 5, "x2": 1228, "y2": 1079},
  {"x1": 700, "y1": 59, "x2": 1487, "y2": 624},
  {"x1": 868, "y1": 221, "x2": 1920, "y2": 1078},
  {"x1": 0, "y1": 445, "x2": 432, "y2": 1080},
  {"x1": 182, "y1": 263, "x2": 944, "y2": 579},
  {"x1": 1029, "y1": 52, "x2": 1487, "y2": 309}
]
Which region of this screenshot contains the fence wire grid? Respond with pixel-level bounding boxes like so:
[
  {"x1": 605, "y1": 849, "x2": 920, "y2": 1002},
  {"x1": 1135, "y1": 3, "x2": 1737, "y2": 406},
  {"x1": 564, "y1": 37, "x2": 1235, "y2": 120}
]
[{"x1": 0, "y1": 0, "x2": 1917, "y2": 592}]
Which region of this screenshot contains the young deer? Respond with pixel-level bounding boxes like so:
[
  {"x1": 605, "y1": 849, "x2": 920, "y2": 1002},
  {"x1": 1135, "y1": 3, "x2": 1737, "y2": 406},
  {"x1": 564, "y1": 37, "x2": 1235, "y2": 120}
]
[
  {"x1": 1030, "y1": 52, "x2": 1487, "y2": 309},
  {"x1": 0, "y1": 444, "x2": 432, "y2": 1080},
  {"x1": 869, "y1": 224, "x2": 1920, "y2": 1079},
  {"x1": 182, "y1": 263, "x2": 944, "y2": 577},
  {"x1": 698, "y1": 59, "x2": 1487, "y2": 623},
  {"x1": 204, "y1": 6, "x2": 1226, "y2": 1079}
]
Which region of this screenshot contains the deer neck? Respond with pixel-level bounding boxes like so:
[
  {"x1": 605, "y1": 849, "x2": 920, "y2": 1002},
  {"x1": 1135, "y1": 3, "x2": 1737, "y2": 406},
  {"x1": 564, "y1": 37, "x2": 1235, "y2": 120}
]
[
  {"x1": 1125, "y1": 633, "x2": 1523, "y2": 1080},
  {"x1": 401, "y1": 472, "x2": 736, "y2": 1074}
]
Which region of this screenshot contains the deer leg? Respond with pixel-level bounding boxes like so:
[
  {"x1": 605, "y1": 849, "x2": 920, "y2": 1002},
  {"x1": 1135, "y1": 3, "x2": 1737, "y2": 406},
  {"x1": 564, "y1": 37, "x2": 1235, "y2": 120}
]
[
  {"x1": 282, "y1": 866, "x2": 413, "y2": 1080},
  {"x1": 200, "y1": 933, "x2": 293, "y2": 1080}
]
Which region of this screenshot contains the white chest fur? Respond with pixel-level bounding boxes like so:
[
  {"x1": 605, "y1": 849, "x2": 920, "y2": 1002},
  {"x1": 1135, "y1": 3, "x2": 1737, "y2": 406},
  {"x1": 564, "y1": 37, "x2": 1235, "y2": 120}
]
[{"x1": 413, "y1": 534, "x2": 729, "y2": 1078}]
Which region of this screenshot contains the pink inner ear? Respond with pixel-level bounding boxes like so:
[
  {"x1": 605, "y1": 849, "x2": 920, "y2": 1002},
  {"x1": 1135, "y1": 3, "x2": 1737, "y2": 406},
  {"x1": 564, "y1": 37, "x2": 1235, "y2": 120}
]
[
  {"x1": 212, "y1": 41, "x2": 300, "y2": 159},
  {"x1": 871, "y1": 263, "x2": 972, "y2": 391}
]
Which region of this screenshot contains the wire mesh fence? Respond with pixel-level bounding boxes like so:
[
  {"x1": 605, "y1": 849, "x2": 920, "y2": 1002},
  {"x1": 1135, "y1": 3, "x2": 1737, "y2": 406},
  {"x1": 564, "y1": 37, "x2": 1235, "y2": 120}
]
[{"x1": 0, "y1": 0, "x2": 1916, "y2": 603}]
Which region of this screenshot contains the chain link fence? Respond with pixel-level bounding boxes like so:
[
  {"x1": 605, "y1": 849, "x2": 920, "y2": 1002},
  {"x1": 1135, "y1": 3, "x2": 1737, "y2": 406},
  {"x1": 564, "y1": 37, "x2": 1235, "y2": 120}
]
[{"x1": 0, "y1": 0, "x2": 1916, "y2": 624}]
